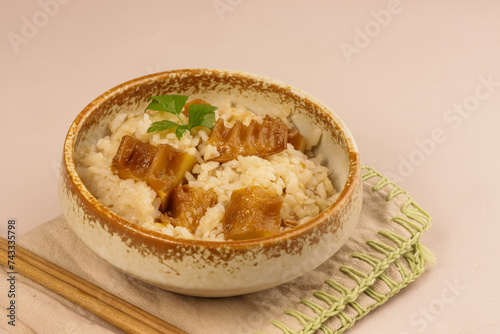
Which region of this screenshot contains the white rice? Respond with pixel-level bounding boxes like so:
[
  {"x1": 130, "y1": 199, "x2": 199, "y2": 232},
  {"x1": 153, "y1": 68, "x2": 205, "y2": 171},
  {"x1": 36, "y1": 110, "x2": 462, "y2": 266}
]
[{"x1": 76, "y1": 100, "x2": 339, "y2": 241}]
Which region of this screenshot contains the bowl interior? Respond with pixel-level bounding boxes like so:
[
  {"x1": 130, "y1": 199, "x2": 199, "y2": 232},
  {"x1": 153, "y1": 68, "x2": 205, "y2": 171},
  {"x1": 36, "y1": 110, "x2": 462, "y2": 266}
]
[{"x1": 69, "y1": 69, "x2": 358, "y2": 245}]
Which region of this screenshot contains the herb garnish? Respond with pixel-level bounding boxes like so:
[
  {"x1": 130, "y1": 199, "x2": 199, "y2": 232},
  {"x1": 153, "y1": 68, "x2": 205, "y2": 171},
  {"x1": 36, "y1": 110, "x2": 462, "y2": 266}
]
[{"x1": 146, "y1": 95, "x2": 217, "y2": 139}]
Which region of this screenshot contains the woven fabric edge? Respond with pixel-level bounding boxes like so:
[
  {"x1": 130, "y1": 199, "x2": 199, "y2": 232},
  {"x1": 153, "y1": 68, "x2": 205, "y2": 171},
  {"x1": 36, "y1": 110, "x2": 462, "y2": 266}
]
[{"x1": 264, "y1": 165, "x2": 435, "y2": 334}]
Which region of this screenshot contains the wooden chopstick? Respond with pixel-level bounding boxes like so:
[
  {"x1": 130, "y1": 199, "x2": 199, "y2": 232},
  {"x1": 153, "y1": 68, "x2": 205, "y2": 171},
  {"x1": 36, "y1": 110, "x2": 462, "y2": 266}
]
[{"x1": 0, "y1": 237, "x2": 187, "y2": 334}]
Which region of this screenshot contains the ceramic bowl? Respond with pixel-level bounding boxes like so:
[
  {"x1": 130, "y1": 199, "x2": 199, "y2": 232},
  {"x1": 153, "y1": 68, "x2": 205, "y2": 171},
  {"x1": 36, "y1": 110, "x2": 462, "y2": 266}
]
[{"x1": 59, "y1": 69, "x2": 362, "y2": 297}]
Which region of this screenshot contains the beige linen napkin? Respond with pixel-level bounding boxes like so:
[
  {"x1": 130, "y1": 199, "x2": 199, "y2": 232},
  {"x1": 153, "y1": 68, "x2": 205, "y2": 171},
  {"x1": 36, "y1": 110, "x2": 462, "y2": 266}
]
[{"x1": 0, "y1": 166, "x2": 434, "y2": 334}]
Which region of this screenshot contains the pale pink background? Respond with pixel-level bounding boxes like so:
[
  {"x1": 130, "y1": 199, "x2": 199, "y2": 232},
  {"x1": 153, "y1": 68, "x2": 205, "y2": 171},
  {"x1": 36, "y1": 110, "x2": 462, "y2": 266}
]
[{"x1": 1, "y1": 1, "x2": 499, "y2": 333}]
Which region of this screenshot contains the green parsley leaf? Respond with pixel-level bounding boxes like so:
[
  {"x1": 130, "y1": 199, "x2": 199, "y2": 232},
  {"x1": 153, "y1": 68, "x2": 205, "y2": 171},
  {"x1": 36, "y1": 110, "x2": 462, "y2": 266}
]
[
  {"x1": 146, "y1": 95, "x2": 188, "y2": 119},
  {"x1": 145, "y1": 94, "x2": 217, "y2": 139},
  {"x1": 188, "y1": 104, "x2": 217, "y2": 129},
  {"x1": 146, "y1": 120, "x2": 181, "y2": 133},
  {"x1": 175, "y1": 125, "x2": 190, "y2": 139}
]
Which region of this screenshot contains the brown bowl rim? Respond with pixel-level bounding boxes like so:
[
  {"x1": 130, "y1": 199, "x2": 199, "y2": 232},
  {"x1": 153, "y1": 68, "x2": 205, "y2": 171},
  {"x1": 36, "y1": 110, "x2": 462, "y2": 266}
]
[{"x1": 63, "y1": 68, "x2": 361, "y2": 249}]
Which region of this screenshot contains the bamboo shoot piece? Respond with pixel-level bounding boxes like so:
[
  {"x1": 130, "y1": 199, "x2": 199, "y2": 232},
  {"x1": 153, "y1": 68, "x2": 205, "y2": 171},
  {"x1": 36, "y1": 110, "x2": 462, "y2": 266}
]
[
  {"x1": 112, "y1": 135, "x2": 196, "y2": 212},
  {"x1": 223, "y1": 186, "x2": 282, "y2": 240},
  {"x1": 161, "y1": 184, "x2": 217, "y2": 233}
]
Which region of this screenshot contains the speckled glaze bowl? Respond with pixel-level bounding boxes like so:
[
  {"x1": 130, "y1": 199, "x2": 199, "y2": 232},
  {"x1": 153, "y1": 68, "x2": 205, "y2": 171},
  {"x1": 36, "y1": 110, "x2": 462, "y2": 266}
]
[{"x1": 59, "y1": 69, "x2": 362, "y2": 297}]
